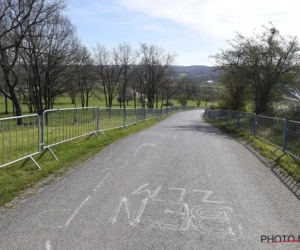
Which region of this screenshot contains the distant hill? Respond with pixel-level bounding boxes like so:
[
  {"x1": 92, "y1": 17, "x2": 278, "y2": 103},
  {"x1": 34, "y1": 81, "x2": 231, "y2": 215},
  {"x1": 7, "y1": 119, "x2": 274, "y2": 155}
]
[{"x1": 172, "y1": 65, "x2": 219, "y2": 82}]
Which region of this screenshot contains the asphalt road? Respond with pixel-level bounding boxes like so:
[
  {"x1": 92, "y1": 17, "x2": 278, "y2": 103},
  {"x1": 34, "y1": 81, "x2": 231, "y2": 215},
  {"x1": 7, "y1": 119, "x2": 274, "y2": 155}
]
[{"x1": 0, "y1": 110, "x2": 299, "y2": 250}]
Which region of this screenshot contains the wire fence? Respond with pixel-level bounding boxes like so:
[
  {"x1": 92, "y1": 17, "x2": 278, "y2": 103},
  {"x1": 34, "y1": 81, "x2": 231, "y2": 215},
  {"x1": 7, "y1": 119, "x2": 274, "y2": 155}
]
[
  {"x1": 42, "y1": 107, "x2": 98, "y2": 149},
  {"x1": 124, "y1": 108, "x2": 138, "y2": 126},
  {"x1": 99, "y1": 108, "x2": 125, "y2": 131},
  {"x1": 0, "y1": 114, "x2": 40, "y2": 169},
  {"x1": 239, "y1": 112, "x2": 256, "y2": 134},
  {"x1": 137, "y1": 108, "x2": 146, "y2": 122},
  {"x1": 0, "y1": 106, "x2": 200, "y2": 168},
  {"x1": 286, "y1": 120, "x2": 300, "y2": 160},
  {"x1": 41, "y1": 107, "x2": 99, "y2": 160},
  {"x1": 205, "y1": 109, "x2": 300, "y2": 161},
  {"x1": 256, "y1": 115, "x2": 286, "y2": 150}
]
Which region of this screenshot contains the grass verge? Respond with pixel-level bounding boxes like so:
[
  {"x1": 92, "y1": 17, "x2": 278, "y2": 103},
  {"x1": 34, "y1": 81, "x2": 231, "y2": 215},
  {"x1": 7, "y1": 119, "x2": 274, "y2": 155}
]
[
  {"x1": 203, "y1": 115, "x2": 300, "y2": 182},
  {"x1": 0, "y1": 115, "x2": 171, "y2": 208}
]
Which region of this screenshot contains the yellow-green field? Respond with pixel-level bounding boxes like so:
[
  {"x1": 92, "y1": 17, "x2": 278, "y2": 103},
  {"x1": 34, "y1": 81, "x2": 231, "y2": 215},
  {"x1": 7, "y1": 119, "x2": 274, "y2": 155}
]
[{"x1": 0, "y1": 95, "x2": 206, "y2": 118}]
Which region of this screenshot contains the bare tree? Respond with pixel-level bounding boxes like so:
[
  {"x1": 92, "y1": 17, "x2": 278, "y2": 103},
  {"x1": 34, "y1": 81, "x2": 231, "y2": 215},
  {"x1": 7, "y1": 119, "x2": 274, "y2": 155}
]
[
  {"x1": 0, "y1": 0, "x2": 66, "y2": 121},
  {"x1": 138, "y1": 43, "x2": 176, "y2": 108},
  {"x1": 134, "y1": 64, "x2": 147, "y2": 108},
  {"x1": 20, "y1": 12, "x2": 79, "y2": 114},
  {"x1": 114, "y1": 43, "x2": 137, "y2": 108},
  {"x1": 93, "y1": 44, "x2": 122, "y2": 108},
  {"x1": 73, "y1": 44, "x2": 97, "y2": 107},
  {"x1": 159, "y1": 68, "x2": 182, "y2": 107}
]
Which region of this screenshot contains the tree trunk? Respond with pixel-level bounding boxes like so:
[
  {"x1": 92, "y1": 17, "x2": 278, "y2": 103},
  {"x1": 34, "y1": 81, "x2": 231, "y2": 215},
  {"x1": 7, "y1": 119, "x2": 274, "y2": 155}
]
[
  {"x1": 4, "y1": 95, "x2": 8, "y2": 114},
  {"x1": 9, "y1": 87, "x2": 23, "y2": 125},
  {"x1": 86, "y1": 93, "x2": 89, "y2": 107},
  {"x1": 134, "y1": 89, "x2": 136, "y2": 109},
  {"x1": 161, "y1": 94, "x2": 164, "y2": 108},
  {"x1": 81, "y1": 92, "x2": 85, "y2": 107}
]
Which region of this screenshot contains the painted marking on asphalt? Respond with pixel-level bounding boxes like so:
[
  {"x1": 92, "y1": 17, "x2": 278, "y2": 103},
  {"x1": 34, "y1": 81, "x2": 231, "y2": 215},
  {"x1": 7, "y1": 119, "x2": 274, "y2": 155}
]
[
  {"x1": 36, "y1": 209, "x2": 72, "y2": 229},
  {"x1": 110, "y1": 184, "x2": 243, "y2": 238},
  {"x1": 132, "y1": 183, "x2": 161, "y2": 198},
  {"x1": 139, "y1": 132, "x2": 178, "y2": 140},
  {"x1": 65, "y1": 195, "x2": 91, "y2": 227},
  {"x1": 109, "y1": 197, "x2": 149, "y2": 226},
  {"x1": 94, "y1": 173, "x2": 111, "y2": 192},
  {"x1": 135, "y1": 142, "x2": 156, "y2": 156},
  {"x1": 199, "y1": 173, "x2": 211, "y2": 183},
  {"x1": 132, "y1": 183, "x2": 150, "y2": 195},
  {"x1": 193, "y1": 190, "x2": 225, "y2": 203},
  {"x1": 169, "y1": 188, "x2": 186, "y2": 202},
  {"x1": 238, "y1": 224, "x2": 245, "y2": 239},
  {"x1": 105, "y1": 160, "x2": 128, "y2": 170},
  {"x1": 45, "y1": 240, "x2": 51, "y2": 250},
  {"x1": 134, "y1": 146, "x2": 142, "y2": 156}
]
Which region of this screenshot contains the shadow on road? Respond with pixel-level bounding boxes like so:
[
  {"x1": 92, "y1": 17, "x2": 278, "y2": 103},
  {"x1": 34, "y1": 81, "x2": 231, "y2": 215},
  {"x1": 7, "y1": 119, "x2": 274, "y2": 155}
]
[
  {"x1": 272, "y1": 165, "x2": 300, "y2": 201},
  {"x1": 166, "y1": 120, "x2": 234, "y2": 139}
]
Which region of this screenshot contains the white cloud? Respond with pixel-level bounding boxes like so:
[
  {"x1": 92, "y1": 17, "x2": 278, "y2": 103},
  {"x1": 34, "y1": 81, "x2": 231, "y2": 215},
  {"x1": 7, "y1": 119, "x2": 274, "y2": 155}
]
[
  {"x1": 117, "y1": 0, "x2": 299, "y2": 39},
  {"x1": 67, "y1": 0, "x2": 300, "y2": 65}
]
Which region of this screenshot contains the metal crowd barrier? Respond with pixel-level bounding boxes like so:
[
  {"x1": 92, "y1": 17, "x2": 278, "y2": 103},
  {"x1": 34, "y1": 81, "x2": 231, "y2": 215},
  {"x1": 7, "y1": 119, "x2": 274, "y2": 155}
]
[
  {"x1": 205, "y1": 110, "x2": 300, "y2": 161},
  {"x1": 41, "y1": 107, "x2": 98, "y2": 159},
  {"x1": 99, "y1": 108, "x2": 125, "y2": 132},
  {"x1": 0, "y1": 114, "x2": 40, "y2": 169},
  {"x1": 151, "y1": 109, "x2": 159, "y2": 119},
  {"x1": 205, "y1": 110, "x2": 256, "y2": 134},
  {"x1": 145, "y1": 108, "x2": 154, "y2": 120},
  {"x1": 227, "y1": 111, "x2": 239, "y2": 127},
  {"x1": 239, "y1": 112, "x2": 256, "y2": 134},
  {"x1": 218, "y1": 110, "x2": 228, "y2": 123},
  {"x1": 137, "y1": 108, "x2": 146, "y2": 122},
  {"x1": 286, "y1": 120, "x2": 300, "y2": 160},
  {"x1": 1, "y1": 105, "x2": 201, "y2": 168},
  {"x1": 155, "y1": 109, "x2": 162, "y2": 118},
  {"x1": 124, "y1": 108, "x2": 138, "y2": 126},
  {"x1": 256, "y1": 115, "x2": 286, "y2": 150}
]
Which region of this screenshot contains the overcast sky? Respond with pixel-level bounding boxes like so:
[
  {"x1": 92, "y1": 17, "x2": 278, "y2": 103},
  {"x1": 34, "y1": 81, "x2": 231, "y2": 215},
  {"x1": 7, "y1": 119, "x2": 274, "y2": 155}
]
[{"x1": 67, "y1": 0, "x2": 299, "y2": 66}]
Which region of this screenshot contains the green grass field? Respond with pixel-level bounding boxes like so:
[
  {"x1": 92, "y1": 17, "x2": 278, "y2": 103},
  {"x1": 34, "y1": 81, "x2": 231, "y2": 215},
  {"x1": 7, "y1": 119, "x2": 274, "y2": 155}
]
[{"x1": 0, "y1": 94, "x2": 206, "y2": 118}]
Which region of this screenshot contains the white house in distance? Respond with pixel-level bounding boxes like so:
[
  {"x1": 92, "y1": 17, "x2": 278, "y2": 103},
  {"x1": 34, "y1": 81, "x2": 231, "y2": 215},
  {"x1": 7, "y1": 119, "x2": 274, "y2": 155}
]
[{"x1": 206, "y1": 80, "x2": 214, "y2": 84}]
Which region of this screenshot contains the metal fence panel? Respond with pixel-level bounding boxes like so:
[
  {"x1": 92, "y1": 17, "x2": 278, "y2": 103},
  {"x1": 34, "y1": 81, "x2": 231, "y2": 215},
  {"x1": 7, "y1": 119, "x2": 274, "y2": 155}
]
[
  {"x1": 151, "y1": 109, "x2": 158, "y2": 119},
  {"x1": 218, "y1": 110, "x2": 228, "y2": 123},
  {"x1": 99, "y1": 108, "x2": 125, "y2": 131},
  {"x1": 136, "y1": 108, "x2": 146, "y2": 122},
  {"x1": 239, "y1": 112, "x2": 256, "y2": 134},
  {"x1": 125, "y1": 108, "x2": 137, "y2": 126},
  {"x1": 227, "y1": 111, "x2": 239, "y2": 127},
  {"x1": 164, "y1": 107, "x2": 168, "y2": 115},
  {"x1": 214, "y1": 110, "x2": 221, "y2": 121},
  {"x1": 205, "y1": 110, "x2": 213, "y2": 120},
  {"x1": 145, "y1": 108, "x2": 154, "y2": 120},
  {"x1": 42, "y1": 107, "x2": 98, "y2": 149},
  {"x1": 156, "y1": 109, "x2": 162, "y2": 118},
  {"x1": 286, "y1": 120, "x2": 300, "y2": 160},
  {"x1": 0, "y1": 114, "x2": 40, "y2": 168},
  {"x1": 256, "y1": 115, "x2": 286, "y2": 150}
]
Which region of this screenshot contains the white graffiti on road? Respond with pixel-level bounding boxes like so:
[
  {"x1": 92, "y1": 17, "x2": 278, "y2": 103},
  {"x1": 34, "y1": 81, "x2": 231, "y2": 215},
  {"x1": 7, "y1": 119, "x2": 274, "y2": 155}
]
[{"x1": 110, "y1": 183, "x2": 243, "y2": 239}]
